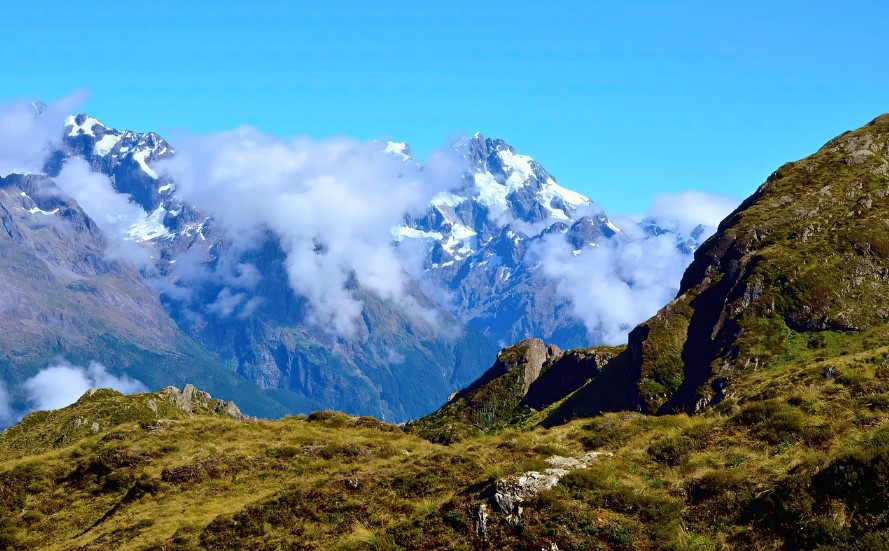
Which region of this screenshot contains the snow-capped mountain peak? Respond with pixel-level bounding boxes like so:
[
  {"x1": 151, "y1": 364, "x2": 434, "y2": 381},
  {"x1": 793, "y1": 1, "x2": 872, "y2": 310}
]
[{"x1": 383, "y1": 141, "x2": 412, "y2": 160}]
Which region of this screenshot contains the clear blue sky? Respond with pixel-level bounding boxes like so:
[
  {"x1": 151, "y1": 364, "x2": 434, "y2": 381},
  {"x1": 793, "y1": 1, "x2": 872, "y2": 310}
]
[{"x1": 4, "y1": 1, "x2": 889, "y2": 212}]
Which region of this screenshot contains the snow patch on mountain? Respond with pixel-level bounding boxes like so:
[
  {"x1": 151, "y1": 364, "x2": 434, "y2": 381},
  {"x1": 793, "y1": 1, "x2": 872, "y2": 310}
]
[
  {"x1": 93, "y1": 133, "x2": 122, "y2": 156},
  {"x1": 132, "y1": 148, "x2": 158, "y2": 179},
  {"x1": 384, "y1": 141, "x2": 411, "y2": 160},
  {"x1": 127, "y1": 206, "x2": 171, "y2": 242},
  {"x1": 64, "y1": 114, "x2": 102, "y2": 137}
]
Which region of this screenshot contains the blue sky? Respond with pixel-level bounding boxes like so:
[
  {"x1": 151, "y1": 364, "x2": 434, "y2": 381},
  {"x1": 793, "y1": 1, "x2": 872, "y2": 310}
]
[{"x1": 3, "y1": 0, "x2": 889, "y2": 212}]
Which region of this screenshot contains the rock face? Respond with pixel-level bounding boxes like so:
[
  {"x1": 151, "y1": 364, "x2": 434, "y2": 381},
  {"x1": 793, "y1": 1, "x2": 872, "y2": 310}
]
[
  {"x1": 0, "y1": 173, "x2": 176, "y2": 359},
  {"x1": 159, "y1": 384, "x2": 246, "y2": 419},
  {"x1": 521, "y1": 346, "x2": 621, "y2": 410},
  {"x1": 407, "y1": 339, "x2": 623, "y2": 442}
]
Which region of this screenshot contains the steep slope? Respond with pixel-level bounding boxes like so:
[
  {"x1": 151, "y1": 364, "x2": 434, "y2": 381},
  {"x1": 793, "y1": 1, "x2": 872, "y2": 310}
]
[
  {"x1": 407, "y1": 339, "x2": 622, "y2": 442},
  {"x1": 0, "y1": 173, "x2": 286, "y2": 419},
  {"x1": 537, "y1": 114, "x2": 889, "y2": 422},
  {"x1": 619, "y1": 113, "x2": 889, "y2": 415}
]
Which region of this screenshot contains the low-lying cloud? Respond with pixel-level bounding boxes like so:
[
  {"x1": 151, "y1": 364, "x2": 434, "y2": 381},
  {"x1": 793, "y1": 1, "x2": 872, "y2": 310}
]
[
  {"x1": 534, "y1": 191, "x2": 738, "y2": 344},
  {"x1": 158, "y1": 129, "x2": 463, "y2": 336},
  {"x1": 51, "y1": 157, "x2": 153, "y2": 267},
  {"x1": 23, "y1": 361, "x2": 147, "y2": 412},
  {"x1": 0, "y1": 381, "x2": 13, "y2": 427},
  {"x1": 0, "y1": 95, "x2": 83, "y2": 177},
  {"x1": 0, "y1": 96, "x2": 158, "y2": 268},
  {"x1": 644, "y1": 191, "x2": 739, "y2": 237}
]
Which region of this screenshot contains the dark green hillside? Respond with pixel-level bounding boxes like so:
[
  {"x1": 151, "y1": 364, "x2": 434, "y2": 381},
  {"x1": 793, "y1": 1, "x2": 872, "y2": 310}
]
[
  {"x1": 623, "y1": 114, "x2": 889, "y2": 414},
  {"x1": 6, "y1": 116, "x2": 889, "y2": 549}
]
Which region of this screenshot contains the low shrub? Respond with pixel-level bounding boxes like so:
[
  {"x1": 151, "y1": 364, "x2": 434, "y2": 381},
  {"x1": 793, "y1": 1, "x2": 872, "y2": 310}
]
[{"x1": 733, "y1": 400, "x2": 805, "y2": 444}]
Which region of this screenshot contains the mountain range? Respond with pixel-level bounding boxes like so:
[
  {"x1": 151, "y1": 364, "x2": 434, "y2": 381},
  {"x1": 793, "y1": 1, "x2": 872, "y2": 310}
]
[
  {"x1": 3, "y1": 114, "x2": 889, "y2": 549},
  {"x1": 0, "y1": 108, "x2": 708, "y2": 423}
]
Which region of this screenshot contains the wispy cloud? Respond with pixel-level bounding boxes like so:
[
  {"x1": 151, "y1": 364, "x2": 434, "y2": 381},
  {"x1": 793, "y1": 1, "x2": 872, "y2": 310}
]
[
  {"x1": 0, "y1": 381, "x2": 13, "y2": 427},
  {"x1": 50, "y1": 157, "x2": 154, "y2": 267},
  {"x1": 158, "y1": 129, "x2": 464, "y2": 336},
  {"x1": 532, "y1": 191, "x2": 738, "y2": 344},
  {"x1": 23, "y1": 361, "x2": 147, "y2": 412},
  {"x1": 0, "y1": 94, "x2": 84, "y2": 177},
  {"x1": 644, "y1": 191, "x2": 739, "y2": 236}
]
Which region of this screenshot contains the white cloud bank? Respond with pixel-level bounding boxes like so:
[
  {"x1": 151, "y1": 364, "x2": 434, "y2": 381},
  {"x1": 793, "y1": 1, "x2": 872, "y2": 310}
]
[
  {"x1": 158, "y1": 129, "x2": 463, "y2": 336},
  {"x1": 0, "y1": 95, "x2": 84, "y2": 177},
  {"x1": 51, "y1": 157, "x2": 154, "y2": 267},
  {"x1": 0, "y1": 361, "x2": 148, "y2": 429},
  {"x1": 23, "y1": 361, "x2": 147, "y2": 412},
  {"x1": 645, "y1": 191, "x2": 739, "y2": 236},
  {"x1": 534, "y1": 191, "x2": 739, "y2": 344}
]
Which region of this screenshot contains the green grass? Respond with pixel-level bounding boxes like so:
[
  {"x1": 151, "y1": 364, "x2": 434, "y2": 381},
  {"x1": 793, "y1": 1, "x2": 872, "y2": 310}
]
[{"x1": 6, "y1": 323, "x2": 889, "y2": 550}]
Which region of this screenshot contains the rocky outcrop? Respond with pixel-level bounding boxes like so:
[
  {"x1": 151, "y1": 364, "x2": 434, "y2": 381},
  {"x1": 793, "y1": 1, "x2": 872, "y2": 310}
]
[
  {"x1": 521, "y1": 346, "x2": 620, "y2": 410},
  {"x1": 409, "y1": 339, "x2": 625, "y2": 442},
  {"x1": 492, "y1": 452, "x2": 610, "y2": 526},
  {"x1": 160, "y1": 384, "x2": 246, "y2": 420}
]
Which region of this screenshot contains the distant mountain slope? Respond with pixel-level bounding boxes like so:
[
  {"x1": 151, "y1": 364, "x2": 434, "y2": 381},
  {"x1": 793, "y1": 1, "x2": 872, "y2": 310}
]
[
  {"x1": 0, "y1": 172, "x2": 287, "y2": 419},
  {"x1": 50, "y1": 115, "x2": 500, "y2": 421},
  {"x1": 39, "y1": 112, "x2": 708, "y2": 421},
  {"x1": 397, "y1": 133, "x2": 708, "y2": 348}
]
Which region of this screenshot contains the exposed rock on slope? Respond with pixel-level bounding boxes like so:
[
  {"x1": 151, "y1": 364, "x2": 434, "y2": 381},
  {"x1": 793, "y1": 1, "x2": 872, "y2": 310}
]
[
  {"x1": 408, "y1": 338, "x2": 622, "y2": 442},
  {"x1": 159, "y1": 383, "x2": 246, "y2": 419}
]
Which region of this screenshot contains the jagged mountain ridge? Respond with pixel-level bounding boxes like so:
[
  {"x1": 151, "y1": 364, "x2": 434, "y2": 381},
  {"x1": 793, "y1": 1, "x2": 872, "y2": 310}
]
[
  {"x1": 396, "y1": 133, "x2": 625, "y2": 347},
  {"x1": 395, "y1": 133, "x2": 711, "y2": 349},
  {"x1": 45, "y1": 112, "x2": 706, "y2": 421},
  {"x1": 51, "y1": 115, "x2": 500, "y2": 421}
]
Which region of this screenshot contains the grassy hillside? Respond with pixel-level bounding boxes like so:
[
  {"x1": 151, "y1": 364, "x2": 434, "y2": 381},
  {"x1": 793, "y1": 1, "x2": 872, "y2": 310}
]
[{"x1": 5, "y1": 323, "x2": 889, "y2": 551}]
